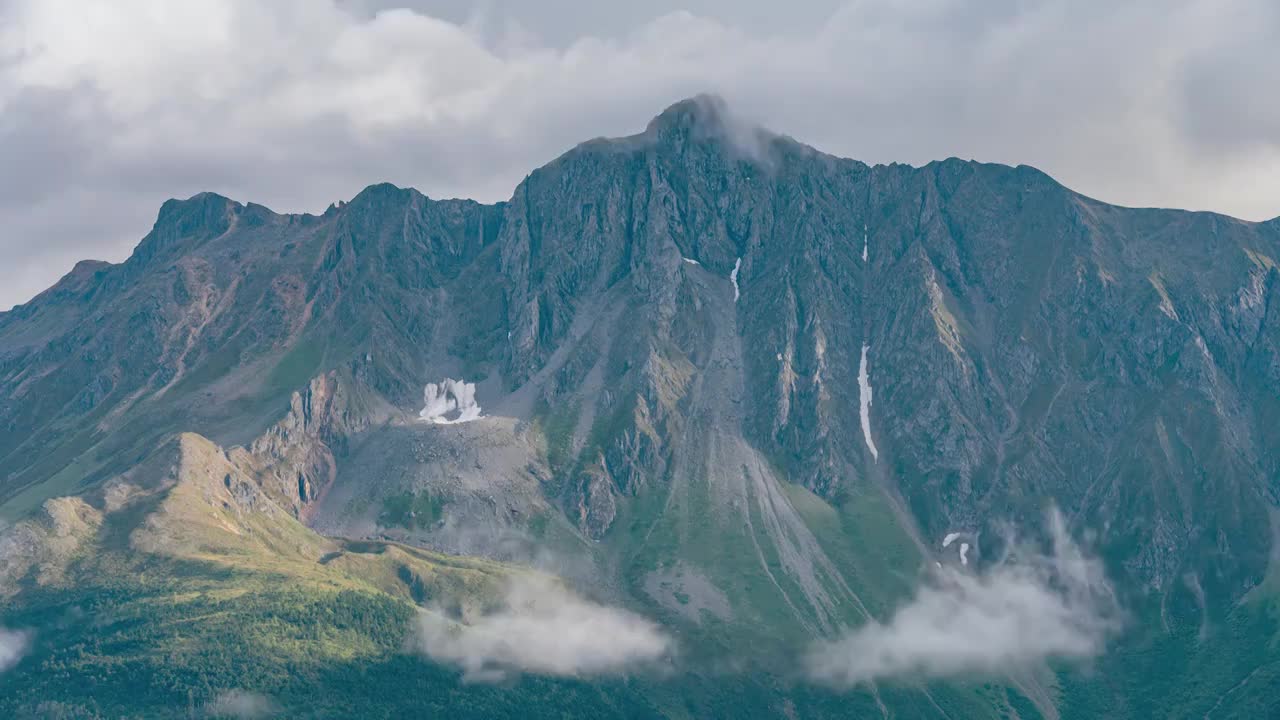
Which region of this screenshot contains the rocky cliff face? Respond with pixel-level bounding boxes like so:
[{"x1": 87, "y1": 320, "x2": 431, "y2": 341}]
[
  {"x1": 477, "y1": 97, "x2": 1280, "y2": 617},
  {"x1": 2, "y1": 95, "x2": 1279, "y2": 717},
  {"x1": 0, "y1": 183, "x2": 501, "y2": 516},
  {"x1": 237, "y1": 371, "x2": 362, "y2": 517}
]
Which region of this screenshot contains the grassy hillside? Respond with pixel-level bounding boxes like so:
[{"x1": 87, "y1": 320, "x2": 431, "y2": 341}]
[{"x1": 0, "y1": 431, "x2": 1030, "y2": 719}]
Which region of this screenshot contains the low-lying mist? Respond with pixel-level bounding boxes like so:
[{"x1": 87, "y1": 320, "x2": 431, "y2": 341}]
[
  {"x1": 807, "y1": 509, "x2": 1121, "y2": 686},
  {"x1": 415, "y1": 574, "x2": 672, "y2": 682},
  {"x1": 0, "y1": 626, "x2": 30, "y2": 674}
]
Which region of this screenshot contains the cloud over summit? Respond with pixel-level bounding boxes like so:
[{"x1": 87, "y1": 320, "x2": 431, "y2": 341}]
[{"x1": 1, "y1": 0, "x2": 1277, "y2": 309}]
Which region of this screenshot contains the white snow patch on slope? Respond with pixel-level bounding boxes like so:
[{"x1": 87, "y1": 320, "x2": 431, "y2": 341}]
[
  {"x1": 862, "y1": 226, "x2": 869, "y2": 263},
  {"x1": 942, "y1": 533, "x2": 961, "y2": 548},
  {"x1": 960, "y1": 543, "x2": 970, "y2": 566},
  {"x1": 683, "y1": 257, "x2": 700, "y2": 266},
  {"x1": 858, "y1": 344, "x2": 879, "y2": 462},
  {"x1": 730, "y1": 257, "x2": 741, "y2": 302},
  {"x1": 420, "y1": 378, "x2": 483, "y2": 424}
]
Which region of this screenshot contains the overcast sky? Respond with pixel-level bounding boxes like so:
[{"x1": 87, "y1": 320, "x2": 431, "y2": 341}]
[{"x1": 1, "y1": 0, "x2": 1277, "y2": 310}]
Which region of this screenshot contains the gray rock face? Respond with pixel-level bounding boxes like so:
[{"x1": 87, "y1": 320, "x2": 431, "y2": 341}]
[
  {"x1": 481, "y1": 97, "x2": 1280, "y2": 613},
  {"x1": 2, "y1": 96, "x2": 1279, "y2": 714},
  {"x1": 0, "y1": 183, "x2": 502, "y2": 514},
  {"x1": 309, "y1": 415, "x2": 555, "y2": 560},
  {"x1": 236, "y1": 371, "x2": 363, "y2": 518}
]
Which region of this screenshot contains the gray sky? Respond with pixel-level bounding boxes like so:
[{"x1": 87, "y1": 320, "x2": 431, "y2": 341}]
[{"x1": 1, "y1": 0, "x2": 1277, "y2": 310}]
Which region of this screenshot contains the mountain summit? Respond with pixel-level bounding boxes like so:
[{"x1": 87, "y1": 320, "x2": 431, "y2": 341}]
[{"x1": 2, "y1": 97, "x2": 1279, "y2": 718}]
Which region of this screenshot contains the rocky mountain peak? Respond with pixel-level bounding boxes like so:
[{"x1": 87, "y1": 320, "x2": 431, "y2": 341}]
[
  {"x1": 641, "y1": 93, "x2": 780, "y2": 163},
  {"x1": 3, "y1": 97, "x2": 1280, "y2": 719},
  {"x1": 347, "y1": 181, "x2": 416, "y2": 206},
  {"x1": 131, "y1": 191, "x2": 240, "y2": 266},
  {"x1": 644, "y1": 94, "x2": 732, "y2": 134}
]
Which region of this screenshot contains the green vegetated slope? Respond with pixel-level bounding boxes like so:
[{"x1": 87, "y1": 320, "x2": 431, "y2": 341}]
[
  {"x1": 1058, "y1": 552, "x2": 1280, "y2": 719},
  {"x1": 0, "y1": 434, "x2": 1010, "y2": 719}
]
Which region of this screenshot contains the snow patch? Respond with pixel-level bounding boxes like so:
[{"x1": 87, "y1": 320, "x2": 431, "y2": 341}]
[
  {"x1": 858, "y1": 344, "x2": 879, "y2": 462},
  {"x1": 419, "y1": 379, "x2": 483, "y2": 424},
  {"x1": 730, "y1": 257, "x2": 742, "y2": 302},
  {"x1": 942, "y1": 532, "x2": 961, "y2": 548},
  {"x1": 960, "y1": 543, "x2": 970, "y2": 566},
  {"x1": 683, "y1": 257, "x2": 700, "y2": 266},
  {"x1": 862, "y1": 225, "x2": 869, "y2": 263}
]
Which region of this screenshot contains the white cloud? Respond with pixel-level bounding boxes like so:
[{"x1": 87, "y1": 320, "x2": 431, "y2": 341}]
[
  {"x1": 0, "y1": 626, "x2": 31, "y2": 673},
  {"x1": 807, "y1": 509, "x2": 1120, "y2": 686},
  {"x1": 416, "y1": 574, "x2": 672, "y2": 680},
  {"x1": 1, "y1": 1, "x2": 1277, "y2": 309},
  {"x1": 203, "y1": 690, "x2": 280, "y2": 719}
]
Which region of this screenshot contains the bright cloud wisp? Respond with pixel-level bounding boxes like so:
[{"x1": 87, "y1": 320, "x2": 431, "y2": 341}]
[
  {"x1": 807, "y1": 509, "x2": 1120, "y2": 686},
  {"x1": 416, "y1": 574, "x2": 672, "y2": 681}
]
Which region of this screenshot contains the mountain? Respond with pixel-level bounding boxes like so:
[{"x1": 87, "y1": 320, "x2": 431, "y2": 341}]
[{"x1": 2, "y1": 95, "x2": 1279, "y2": 718}]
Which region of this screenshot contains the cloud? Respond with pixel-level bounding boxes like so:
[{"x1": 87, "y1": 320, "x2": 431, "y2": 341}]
[
  {"x1": 657, "y1": 94, "x2": 779, "y2": 167},
  {"x1": 1, "y1": 1, "x2": 1278, "y2": 310},
  {"x1": 203, "y1": 690, "x2": 280, "y2": 719},
  {"x1": 807, "y1": 509, "x2": 1120, "y2": 686},
  {"x1": 416, "y1": 574, "x2": 672, "y2": 681},
  {"x1": 0, "y1": 626, "x2": 31, "y2": 673}
]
